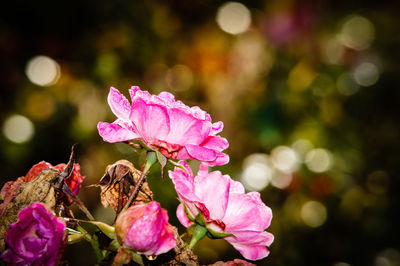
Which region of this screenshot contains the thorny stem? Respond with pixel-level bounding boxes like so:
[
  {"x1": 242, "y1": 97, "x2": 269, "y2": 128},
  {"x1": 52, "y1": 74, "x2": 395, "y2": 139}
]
[{"x1": 120, "y1": 151, "x2": 157, "y2": 213}]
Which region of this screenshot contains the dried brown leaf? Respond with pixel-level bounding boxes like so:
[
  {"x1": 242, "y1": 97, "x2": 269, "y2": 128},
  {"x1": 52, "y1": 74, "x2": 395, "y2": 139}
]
[
  {"x1": 0, "y1": 168, "x2": 58, "y2": 251},
  {"x1": 96, "y1": 160, "x2": 153, "y2": 213}
]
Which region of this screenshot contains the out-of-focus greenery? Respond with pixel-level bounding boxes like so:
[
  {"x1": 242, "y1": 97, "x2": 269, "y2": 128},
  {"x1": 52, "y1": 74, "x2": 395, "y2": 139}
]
[{"x1": 1, "y1": 0, "x2": 399, "y2": 265}]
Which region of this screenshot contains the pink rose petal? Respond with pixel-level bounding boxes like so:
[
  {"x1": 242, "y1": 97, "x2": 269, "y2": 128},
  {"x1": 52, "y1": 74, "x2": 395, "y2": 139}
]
[
  {"x1": 97, "y1": 122, "x2": 140, "y2": 143},
  {"x1": 108, "y1": 87, "x2": 132, "y2": 122}
]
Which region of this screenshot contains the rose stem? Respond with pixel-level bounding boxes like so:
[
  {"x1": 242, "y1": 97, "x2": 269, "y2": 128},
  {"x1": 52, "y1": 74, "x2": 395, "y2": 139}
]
[
  {"x1": 120, "y1": 151, "x2": 157, "y2": 213},
  {"x1": 76, "y1": 225, "x2": 104, "y2": 263}
]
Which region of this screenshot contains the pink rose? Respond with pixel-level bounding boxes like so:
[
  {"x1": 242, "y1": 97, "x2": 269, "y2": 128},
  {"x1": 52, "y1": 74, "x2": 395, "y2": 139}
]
[
  {"x1": 0, "y1": 203, "x2": 66, "y2": 265},
  {"x1": 97, "y1": 86, "x2": 229, "y2": 166},
  {"x1": 169, "y1": 161, "x2": 274, "y2": 261},
  {"x1": 115, "y1": 201, "x2": 176, "y2": 256}
]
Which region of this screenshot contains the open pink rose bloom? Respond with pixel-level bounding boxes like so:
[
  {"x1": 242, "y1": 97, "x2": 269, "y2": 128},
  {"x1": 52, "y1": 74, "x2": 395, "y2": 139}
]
[
  {"x1": 169, "y1": 161, "x2": 274, "y2": 261},
  {"x1": 97, "y1": 86, "x2": 229, "y2": 166},
  {"x1": 1, "y1": 203, "x2": 66, "y2": 266},
  {"x1": 115, "y1": 201, "x2": 176, "y2": 256}
]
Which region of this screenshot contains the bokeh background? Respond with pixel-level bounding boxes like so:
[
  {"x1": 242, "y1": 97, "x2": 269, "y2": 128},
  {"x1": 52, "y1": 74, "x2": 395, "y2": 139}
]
[{"x1": 1, "y1": 0, "x2": 399, "y2": 265}]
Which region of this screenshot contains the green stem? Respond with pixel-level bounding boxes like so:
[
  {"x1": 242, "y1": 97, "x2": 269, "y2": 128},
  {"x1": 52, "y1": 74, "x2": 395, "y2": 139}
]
[
  {"x1": 188, "y1": 225, "x2": 208, "y2": 249},
  {"x1": 121, "y1": 151, "x2": 157, "y2": 213},
  {"x1": 76, "y1": 225, "x2": 104, "y2": 263}
]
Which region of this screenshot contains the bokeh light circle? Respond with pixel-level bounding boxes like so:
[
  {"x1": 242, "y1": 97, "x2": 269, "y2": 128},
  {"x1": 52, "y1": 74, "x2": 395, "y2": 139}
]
[
  {"x1": 301, "y1": 201, "x2": 327, "y2": 227},
  {"x1": 2, "y1": 114, "x2": 34, "y2": 143},
  {"x1": 305, "y1": 148, "x2": 332, "y2": 173},
  {"x1": 241, "y1": 153, "x2": 272, "y2": 191},
  {"x1": 353, "y1": 62, "x2": 379, "y2": 87},
  {"x1": 338, "y1": 15, "x2": 375, "y2": 50},
  {"x1": 25, "y1": 55, "x2": 61, "y2": 86},
  {"x1": 216, "y1": 2, "x2": 251, "y2": 35}
]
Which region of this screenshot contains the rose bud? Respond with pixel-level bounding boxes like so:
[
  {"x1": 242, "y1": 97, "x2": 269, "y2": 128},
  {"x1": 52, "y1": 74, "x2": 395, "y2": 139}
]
[
  {"x1": 0, "y1": 202, "x2": 66, "y2": 265},
  {"x1": 115, "y1": 201, "x2": 176, "y2": 256}
]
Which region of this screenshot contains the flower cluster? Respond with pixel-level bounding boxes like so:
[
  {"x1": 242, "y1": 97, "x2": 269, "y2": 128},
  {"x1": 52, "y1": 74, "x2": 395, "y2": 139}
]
[
  {"x1": 98, "y1": 86, "x2": 274, "y2": 261},
  {"x1": 0, "y1": 86, "x2": 273, "y2": 265}
]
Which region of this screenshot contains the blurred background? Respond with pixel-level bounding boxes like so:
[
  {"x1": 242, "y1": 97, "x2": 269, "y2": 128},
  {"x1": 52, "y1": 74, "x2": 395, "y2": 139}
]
[{"x1": 1, "y1": 0, "x2": 399, "y2": 265}]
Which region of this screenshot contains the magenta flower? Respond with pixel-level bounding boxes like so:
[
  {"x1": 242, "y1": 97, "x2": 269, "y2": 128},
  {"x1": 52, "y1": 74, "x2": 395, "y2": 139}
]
[
  {"x1": 115, "y1": 201, "x2": 176, "y2": 256},
  {"x1": 169, "y1": 161, "x2": 274, "y2": 261},
  {"x1": 97, "y1": 86, "x2": 229, "y2": 166},
  {"x1": 1, "y1": 203, "x2": 66, "y2": 266}
]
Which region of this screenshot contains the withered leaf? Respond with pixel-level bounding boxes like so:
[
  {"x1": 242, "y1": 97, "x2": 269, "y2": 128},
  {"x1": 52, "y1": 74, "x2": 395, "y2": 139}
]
[
  {"x1": 0, "y1": 168, "x2": 58, "y2": 251},
  {"x1": 95, "y1": 160, "x2": 153, "y2": 214}
]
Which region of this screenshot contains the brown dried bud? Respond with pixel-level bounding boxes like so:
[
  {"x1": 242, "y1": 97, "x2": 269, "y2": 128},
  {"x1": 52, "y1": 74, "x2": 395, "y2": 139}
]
[
  {"x1": 208, "y1": 259, "x2": 256, "y2": 266},
  {"x1": 0, "y1": 168, "x2": 59, "y2": 251},
  {"x1": 96, "y1": 160, "x2": 153, "y2": 213}
]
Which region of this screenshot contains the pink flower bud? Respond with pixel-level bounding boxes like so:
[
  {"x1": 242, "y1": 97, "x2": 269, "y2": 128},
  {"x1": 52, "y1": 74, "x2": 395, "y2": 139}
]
[{"x1": 115, "y1": 201, "x2": 176, "y2": 256}]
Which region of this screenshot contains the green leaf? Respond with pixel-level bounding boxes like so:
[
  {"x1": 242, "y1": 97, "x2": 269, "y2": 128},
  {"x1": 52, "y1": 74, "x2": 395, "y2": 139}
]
[
  {"x1": 130, "y1": 250, "x2": 145, "y2": 266},
  {"x1": 206, "y1": 229, "x2": 232, "y2": 238},
  {"x1": 91, "y1": 221, "x2": 117, "y2": 240},
  {"x1": 67, "y1": 233, "x2": 85, "y2": 244}
]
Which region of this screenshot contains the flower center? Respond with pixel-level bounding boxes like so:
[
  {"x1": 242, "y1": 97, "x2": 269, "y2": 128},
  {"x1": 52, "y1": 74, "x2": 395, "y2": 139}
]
[{"x1": 151, "y1": 139, "x2": 181, "y2": 159}]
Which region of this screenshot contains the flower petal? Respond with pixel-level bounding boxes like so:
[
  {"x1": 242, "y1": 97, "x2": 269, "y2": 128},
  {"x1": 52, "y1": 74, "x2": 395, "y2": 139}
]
[
  {"x1": 211, "y1": 121, "x2": 224, "y2": 135},
  {"x1": 201, "y1": 136, "x2": 229, "y2": 152},
  {"x1": 168, "y1": 162, "x2": 200, "y2": 203},
  {"x1": 129, "y1": 98, "x2": 170, "y2": 141},
  {"x1": 225, "y1": 231, "x2": 274, "y2": 261},
  {"x1": 229, "y1": 179, "x2": 245, "y2": 194},
  {"x1": 194, "y1": 169, "x2": 231, "y2": 220},
  {"x1": 184, "y1": 144, "x2": 216, "y2": 162},
  {"x1": 153, "y1": 224, "x2": 176, "y2": 255},
  {"x1": 223, "y1": 193, "x2": 273, "y2": 232},
  {"x1": 166, "y1": 108, "x2": 210, "y2": 145},
  {"x1": 211, "y1": 153, "x2": 230, "y2": 166},
  {"x1": 158, "y1": 91, "x2": 175, "y2": 102},
  {"x1": 97, "y1": 122, "x2": 140, "y2": 143},
  {"x1": 108, "y1": 87, "x2": 132, "y2": 121},
  {"x1": 176, "y1": 204, "x2": 194, "y2": 228}
]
